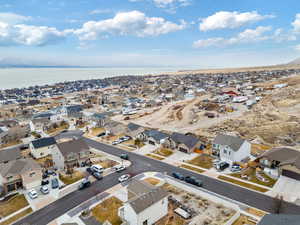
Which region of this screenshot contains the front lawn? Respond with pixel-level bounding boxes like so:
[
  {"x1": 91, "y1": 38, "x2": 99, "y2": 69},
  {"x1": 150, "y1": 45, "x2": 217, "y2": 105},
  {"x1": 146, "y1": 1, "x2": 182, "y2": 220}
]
[
  {"x1": 92, "y1": 197, "x2": 123, "y2": 225},
  {"x1": 146, "y1": 154, "x2": 164, "y2": 160},
  {"x1": 0, "y1": 207, "x2": 32, "y2": 225},
  {"x1": 154, "y1": 148, "x2": 174, "y2": 157},
  {"x1": 181, "y1": 164, "x2": 205, "y2": 173},
  {"x1": 187, "y1": 154, "x2": 213, "y2": 169},
  {"x1": 59, "y1": 171, "x2": 86, "y2": 185},
  {"x1": 218, "y1": 176, "x2": 268, "y2": 193},
  {"x1": 0, "y1": 194, "x2": 29, "y2": 218}
]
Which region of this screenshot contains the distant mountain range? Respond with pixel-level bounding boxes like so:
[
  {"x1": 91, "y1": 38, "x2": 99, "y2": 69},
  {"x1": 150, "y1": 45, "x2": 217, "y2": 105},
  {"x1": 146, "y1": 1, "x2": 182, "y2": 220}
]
[{"x1": 289, "y1": 57, "x2": 300, "y2": 65}]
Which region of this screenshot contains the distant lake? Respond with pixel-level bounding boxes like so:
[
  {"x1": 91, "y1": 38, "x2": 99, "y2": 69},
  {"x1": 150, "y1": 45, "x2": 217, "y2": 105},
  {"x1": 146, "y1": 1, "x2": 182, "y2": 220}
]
[{"x1": 0, "y1": 67, "x2": 185, "y2": 90}]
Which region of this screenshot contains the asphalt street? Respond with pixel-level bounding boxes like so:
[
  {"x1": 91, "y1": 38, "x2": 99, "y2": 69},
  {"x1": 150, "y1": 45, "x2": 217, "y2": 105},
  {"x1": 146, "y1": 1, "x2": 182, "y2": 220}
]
[{"x1": 15, "y1": 135, "x2": 300, "y2": 225}]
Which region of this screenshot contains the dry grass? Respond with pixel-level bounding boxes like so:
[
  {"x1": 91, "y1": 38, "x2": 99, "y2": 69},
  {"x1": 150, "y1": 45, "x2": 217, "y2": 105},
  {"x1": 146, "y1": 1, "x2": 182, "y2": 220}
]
[
  {"x1": 98, "y1": 159, "x2": 117, "y2": 169},
  {"x1": 46, "y1": 123, "x2": 69, "y2": 135},
  {"x1": 230, "y1": 169, "x2": 277, "y2": 188},
  {"x1": 92, "y1": 197, "x2": 123, "y2": 225},
  {"x1": 146, "y1": 154, "x2": 165, "y2": 160},
  {"x1": 232, "y1": 215, "x2": 257, "y2": 225},
  {"x1": 218, "y1": 176, "x2": 268, "y2": 193},
  {"x1": 59, "y1": 171, "x2": 85, "y2": 185},
  {"x1": 180, "y1": 164, "x2": 205, "y2": 173},
  {"x1": 0, "y1": 140, "x2": 22, "y2": 149},
  {"x1": 90, "y1": 127, "x2": 105, "y2": 136},
  {"x1": 143, "y1": 178, "x2": 161, "y2": 186},
  {"x1": 155, "y1": 203, "x2": 186, "y2": 225},
  {"x1": 251, "y1": 144, "x2": 272, "y2": 156},
  {"x1": 246, "y1": 208, "x2": 267, "y2": 217},
  {"x1": 187, "y1": 154, "x2": 213, "y2": 169},
  {"x1": 0, "y1": 207, "x2": 32, "y2": 225},
  {"x1": 0, "y1": 194, "x2": 29, "y2": 217},
  {"x1": 154, "y1": 148, "x2": 174, "y2": 157}
]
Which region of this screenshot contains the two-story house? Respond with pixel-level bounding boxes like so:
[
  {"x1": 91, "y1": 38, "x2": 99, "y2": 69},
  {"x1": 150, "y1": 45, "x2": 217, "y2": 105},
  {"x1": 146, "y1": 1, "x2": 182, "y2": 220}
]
[
  {"x1": 0, "y1": 158, "x2": 42, "y2": 194},
  {"x1": 212, "y1": 134, "x2": 251, "y2": 164},
  {"x1": 52, "y1": 138, "x2": 91, "y2": 170},
  {"x1": 118, "y1": 179, "x2": 168, "y2": 225},
  {"x1": 30, "y1": 137, "x2": 57, "y2": 159}
]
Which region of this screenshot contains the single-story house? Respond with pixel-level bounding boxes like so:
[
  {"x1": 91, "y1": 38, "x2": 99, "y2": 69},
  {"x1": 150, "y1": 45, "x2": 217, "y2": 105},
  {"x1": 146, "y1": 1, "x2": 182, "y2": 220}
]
[
  {"x1": 119, "y1": 179, "x2": 168, "y2": 225},
  {"x1": 258, "y1": 214, "x2": 300, "y2": 225},
  {"x1": 143, "y1": 130, "x2": 169, "y2": 146},
  {"x1": 167, "y1": 132, "x2": 201, "y2": 154},
  {"x1": 30, "y1": 137, "x2": 57, "y2": 159},
  {"x1": 127, "y1": 123, "x2": 145, "y2": 140},
  {"x1": 0, "y1": 147, "x2": 22, "y2": 164},
  {"x1": 258, "y1": 147, "x2": 300, "y2": 180},
  {"x1": 52, "y1": 138, "x2": 91, "y2": 170},
  {"x1": 0, "y1": 158, "x2": 42, "y2": 194},
  {"x1": 212, "y1": 134, "x2": 251, "y2": 164},
  {"x1": 104, "y1": 120, "x2": 128, "y2": 136}
]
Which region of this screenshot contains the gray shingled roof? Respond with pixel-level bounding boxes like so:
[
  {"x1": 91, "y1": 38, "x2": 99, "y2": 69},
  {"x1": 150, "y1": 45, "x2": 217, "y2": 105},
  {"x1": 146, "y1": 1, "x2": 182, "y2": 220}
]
[
  {"x1": 0, "y1": 147, "x2": 22, "y2": 163},
  {"x1": 258, "y1": 214, "x2": 300, "y2": 225},
  {"x1": 127, "y1": 123, "x2": 141, "y2": 132},
  {"x1": 214, "y1": 134, "x2": 245, "y2": 151},
  {"x1": 127, "y1": 180, "x2": 168, "y2": 214},
  {"x1": 170, "y1": 132, "x2": 199, "y2": 149},
  {"x1": 144, "y1": 130, "x2": 169, "y2": 142},
  {"x1": 0, "y1": 158, "x2": 41, "y2": 177},
  {"x1": 260, "y1": 147, "x2": 300, "y2": 170},
  {"x1": 32, "y1": 137, "x2": 56, "y2": 149},
  {"x1": 57, "y1": 138, "x2": 90, "y2": 157}
]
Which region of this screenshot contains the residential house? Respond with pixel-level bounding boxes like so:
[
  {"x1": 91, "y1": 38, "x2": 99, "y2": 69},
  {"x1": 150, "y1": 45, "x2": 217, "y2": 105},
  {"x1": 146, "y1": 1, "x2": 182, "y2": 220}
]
[
  {"x1": 90, "y1": 112, "x2": 112, "y2": 127},
  {"x1": 143, "y1": 130, "x2": 169, "y2": 146},
  {"x1": 257, "y1": 214, "x2": 300, "y2": 225},
  {"x1": 30, "y1": 117, "x2": 51, "y2": 131},
  {"x1": 52, "y1": 138, "x2": 91, "y2": 170},
  {"x1": 0, "y1": 158, "x2": 42, "y2": 194},
  {"x1": 30, "y1": 137, "x2": 57, "y2": 159},
  {"x1": 258, "y1": 147, "x2": 300, "y2": 180},
  {"x1": 127, "y1": 123, "x2": 145, "y2": 140},
  {"x1": 212, "y1": 134, "x2": 251, "y2": 164},
  {"x1": 0, "y1": 127, "x2": 9, "y2": 145},
  {"x1": 0, "y1": 147, "x2": 22, "y2": 164},
  {"x1": 118, "y1": 179, "x2": 168, "y2": 225},
  {"x1": 104, "y1": 120, "x2": 128, "y2": 136},
  {"x1": 168, "y1": 132, "x2": 201, "y2": 154},
  {"x1": 64, "y1": 105, "x2": 83, "y2": 118}
]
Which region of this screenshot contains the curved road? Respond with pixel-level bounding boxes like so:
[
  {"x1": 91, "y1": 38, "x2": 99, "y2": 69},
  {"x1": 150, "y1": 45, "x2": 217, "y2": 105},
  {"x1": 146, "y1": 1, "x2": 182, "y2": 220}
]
[{"x1": 15, "y1": 136, "x2": 300, "y2": 225}]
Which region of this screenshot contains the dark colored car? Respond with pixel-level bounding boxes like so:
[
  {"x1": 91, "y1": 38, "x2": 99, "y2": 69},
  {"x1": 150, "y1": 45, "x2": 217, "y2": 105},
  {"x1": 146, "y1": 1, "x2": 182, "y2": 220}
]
[
  {"x1": 42, "y1": 173, "x2": 49, "y2": 179},
  {"x1": 86, "y1": 167, "x2": 93, "y2": 174},
  {"x1": 79, "y1": 179, "x2": 91, "y2": 190},
  {"x1": 41, "y1": 180, "x2": 49, "y2": 186},
  {"x1": 172, "y1": 172, "x2": 185, "y2": 180},
  {"x1": 184, "y1": 176, "x2": 203, "y2": 187},
  {"x1": 51, "y1": 178, "x2": 59, "y2": 189},
  {"x1": 92, "y1": 172, "x2": 103, "y2": 180},
  {"x1": 217, "y1": 162, "x2": 230, "y2": 171},
  {"x1": 97, "y1": 132, "x2": 106, "y2": 137},
  {"x1": 120, "y1": 154, "x2": 129, "y2": 160}
]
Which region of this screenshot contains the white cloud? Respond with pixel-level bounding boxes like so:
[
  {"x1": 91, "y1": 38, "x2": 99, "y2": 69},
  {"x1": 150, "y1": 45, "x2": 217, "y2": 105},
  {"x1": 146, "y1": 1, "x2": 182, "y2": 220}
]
[
  {"x1": 89, "y1": 9, "x2": 112, "y2": 15},
  {"x1": 292, "y1": 13, "x2": 300, "y2": 32},
  {"x1": 0, "y1": 12, "x2": 31, "y2": 24},
  {"x1": 295, "y1": 44, "x2": 300, "y2": 51},
  {"x1": 0, "y1": 21, "x2": 66, "y2": 46},
  {"x1": 73, "y1": 10, "x2": 186, "y2": 41},
  {"x1": 129, "y1": 0, "x2": 191, "y2": 13},
  {"x1": 199, "y1": 11, "x2": 274, "y2": 31},
  {"x1": 193, "y1": 26, "x2": 272, "y2": 48}
]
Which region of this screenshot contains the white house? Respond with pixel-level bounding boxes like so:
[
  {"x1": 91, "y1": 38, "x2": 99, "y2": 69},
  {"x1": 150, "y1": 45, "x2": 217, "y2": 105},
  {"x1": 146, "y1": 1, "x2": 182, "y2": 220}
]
[
  {"x1": 30, "y1": 137, "x2": 58, "y2": 159},
  {"x1": 212, "y1": 134, "x2": 251, "y2": 164},
  {"x1": 118, "y1": 180, "x2": 168, "y2": 225}
]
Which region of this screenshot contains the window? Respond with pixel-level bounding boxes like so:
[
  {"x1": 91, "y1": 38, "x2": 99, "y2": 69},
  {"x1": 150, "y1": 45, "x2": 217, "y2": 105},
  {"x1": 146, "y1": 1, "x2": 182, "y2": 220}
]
[
  {"x1": 30, "y1": 172, "x2": 35, "y2": 177},
  {"x1": 223, "y1": 149, "x2": 227, "y2": 154},
  {"x1": 143, "y1": 220, "x2": 148, "y2": 225}
]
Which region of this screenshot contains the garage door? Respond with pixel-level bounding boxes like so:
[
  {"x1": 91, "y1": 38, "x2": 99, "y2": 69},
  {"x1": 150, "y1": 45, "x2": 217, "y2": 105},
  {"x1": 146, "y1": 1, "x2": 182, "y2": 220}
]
[
  {"x1": 179, "y1": 147, "x2": 188, "y2": 153},
  {"x1": 149, "y1": 141, "x2": 156, "y2": 145}
]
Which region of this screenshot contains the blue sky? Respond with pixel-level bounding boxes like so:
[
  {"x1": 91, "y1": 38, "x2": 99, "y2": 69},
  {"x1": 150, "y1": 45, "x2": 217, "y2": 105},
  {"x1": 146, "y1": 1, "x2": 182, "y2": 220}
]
[{"x1": 0, "y1": 0, "x2": 299, "y2": 68}]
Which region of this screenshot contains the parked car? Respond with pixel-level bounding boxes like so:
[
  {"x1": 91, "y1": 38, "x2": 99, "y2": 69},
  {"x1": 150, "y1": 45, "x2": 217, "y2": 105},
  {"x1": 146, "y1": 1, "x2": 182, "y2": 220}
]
[
  {"x1": 172, "y1": 172, "x2": 185, "y2": 180},
  {"x1": 97, "y1": 132, "x2": 106, "y2": 137},
  {"x1": 79, "y1": 179, "x2": 91, "y2": 190},
  {"x1": 46, "y1": 170, "x2": 56, "y2": 176},
  {"x1": 28, "y1": 189, "x2": 38, "y2": 199},
  {"x1": 184, "y1": 176, "x2": 203, "y2": 187},
  {"x1": 118, "y1": 174, "x2": 131, "y2": 182},
  {"x1": 42, "y1": 173, "x2": 49, "y2": 179},
  {"x1": 91, "y1": 165, "x2": 104, "y2": 173},
  {"x1": 217, "y1": 162, "x2": 230, "y2": 171},
  {"x1": 112, "y1": 140, "x2": 121, "y2": 145},
  {"x1": 86, "y1": 167, "x2": 93, "y2": 174},
  {"x1": 51, "y1": 178, "x2": 59, "y2": 189},
  {"x1": 40, "y1": 186, "x2": 50, "y2": 194},
  {"x1": 120, "y1": 154, "x2": 129, "y2": 160},
  {"x1": 230, "y1": 164, "x2": 241, "y2": 172},
  {"x1": 114, "y1": 165, "x2": 126, "y2": 172},
  {"x1": 41, "y1": 180, "x2": 49, "y2": 186},
  {"x1": 120, "y1": 136, "x2": 131, "y2": 142},
  {"x1": 92, "y1": 172, "x2": 103, "y2": 180}
]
